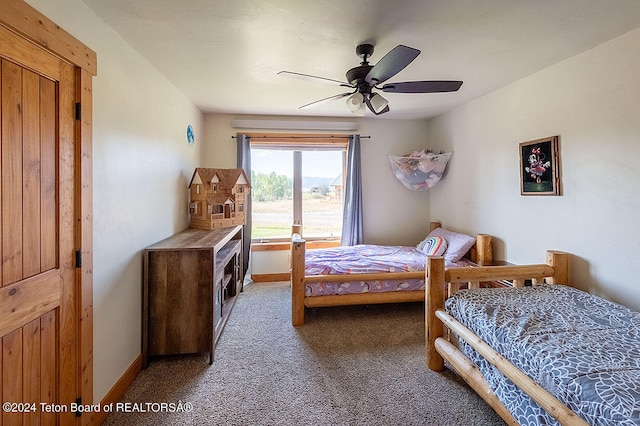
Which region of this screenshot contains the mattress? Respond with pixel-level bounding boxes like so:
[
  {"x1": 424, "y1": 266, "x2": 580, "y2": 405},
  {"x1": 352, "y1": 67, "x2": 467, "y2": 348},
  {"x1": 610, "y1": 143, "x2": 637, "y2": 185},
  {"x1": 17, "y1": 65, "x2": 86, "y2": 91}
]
[
  {"x1": 304, "y1": 244, "x2": 470, "y2": 297},
  {"x1": 446, "y1": 284, "x2": 640, "y2": 426}
]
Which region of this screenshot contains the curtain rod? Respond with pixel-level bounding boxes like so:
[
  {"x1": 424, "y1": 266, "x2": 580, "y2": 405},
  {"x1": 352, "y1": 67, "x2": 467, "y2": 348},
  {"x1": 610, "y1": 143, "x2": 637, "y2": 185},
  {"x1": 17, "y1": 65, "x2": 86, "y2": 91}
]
[{"x1": 231, "y1": 135, "x2": 370, "y2": 139}]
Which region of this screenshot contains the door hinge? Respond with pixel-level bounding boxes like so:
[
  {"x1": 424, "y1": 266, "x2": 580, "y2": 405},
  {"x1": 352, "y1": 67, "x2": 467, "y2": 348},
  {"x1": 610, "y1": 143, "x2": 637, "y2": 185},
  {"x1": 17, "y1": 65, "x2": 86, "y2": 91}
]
[
  {"x1": 75, "y1": 102, "x2": 82, "y2": 120},
  {"x1": 74, "y1": 397, "x2": 82, "y2": 417},
  {"x1": 75, "y1": 249, "x2": 82, "y2": 268}
]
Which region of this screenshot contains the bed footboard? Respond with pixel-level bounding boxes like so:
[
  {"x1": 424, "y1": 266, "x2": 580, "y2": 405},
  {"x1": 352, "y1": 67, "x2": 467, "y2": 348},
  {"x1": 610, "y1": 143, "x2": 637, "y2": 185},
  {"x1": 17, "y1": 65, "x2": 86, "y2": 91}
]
[
  {"x1": 291, "y1": 233, "x2": 306, "y2": 326},
  {"x1": 290, "y1": 235, "x2": 425, "y2": 325}
]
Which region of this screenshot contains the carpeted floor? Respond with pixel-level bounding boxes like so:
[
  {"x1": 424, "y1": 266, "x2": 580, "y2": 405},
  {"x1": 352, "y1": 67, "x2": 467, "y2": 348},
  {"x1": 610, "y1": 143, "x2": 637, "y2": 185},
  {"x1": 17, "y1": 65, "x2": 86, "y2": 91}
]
[{"x1": 103, "y1": 281, "x2": 505, "y2": 425}]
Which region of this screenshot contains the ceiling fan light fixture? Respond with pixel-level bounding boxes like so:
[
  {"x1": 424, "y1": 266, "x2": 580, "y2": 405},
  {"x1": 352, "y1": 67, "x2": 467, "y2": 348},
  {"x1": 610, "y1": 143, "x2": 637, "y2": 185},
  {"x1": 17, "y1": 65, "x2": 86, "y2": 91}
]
[
  {"x1": 352, "y1": 103, "x2": 366, "y2": 116},
  {"x1": 369, "y1": 93, "x2": 389, "y2": 114},
  {"x1": 346, "y1": 92, "x2": 364, "y2": 112}
]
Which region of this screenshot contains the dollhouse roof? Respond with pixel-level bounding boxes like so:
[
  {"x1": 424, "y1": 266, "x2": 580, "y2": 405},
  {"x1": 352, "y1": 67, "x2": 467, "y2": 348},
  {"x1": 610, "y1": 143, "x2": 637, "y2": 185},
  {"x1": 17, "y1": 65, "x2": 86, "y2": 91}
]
[
  {"x1": 188, "y1": 168, "x2": 251, "y2": 193},
  {"x1": 206, "y1": 195, "x2": 235, "y2": 205}
]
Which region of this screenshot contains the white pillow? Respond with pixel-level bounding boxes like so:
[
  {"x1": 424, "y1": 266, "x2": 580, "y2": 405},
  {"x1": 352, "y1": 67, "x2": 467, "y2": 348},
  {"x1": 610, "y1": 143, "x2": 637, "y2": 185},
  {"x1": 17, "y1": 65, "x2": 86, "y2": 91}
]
[
  {"x1": 416, "y1": 236, "x2": 447, "y2": 256},
  {"x1": 427, "y1": 228, "x2": 475, "y2": 262}
]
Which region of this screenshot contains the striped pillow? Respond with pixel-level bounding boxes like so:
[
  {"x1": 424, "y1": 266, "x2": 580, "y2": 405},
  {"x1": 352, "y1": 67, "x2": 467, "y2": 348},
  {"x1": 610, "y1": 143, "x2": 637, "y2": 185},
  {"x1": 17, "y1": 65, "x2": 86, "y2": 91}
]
[
  {"x1": 427, "y1": 228, "x2": 476, "y2": 262},
  {"x1": 417, "y1": 236, "x2": 447, "y2": 256}
]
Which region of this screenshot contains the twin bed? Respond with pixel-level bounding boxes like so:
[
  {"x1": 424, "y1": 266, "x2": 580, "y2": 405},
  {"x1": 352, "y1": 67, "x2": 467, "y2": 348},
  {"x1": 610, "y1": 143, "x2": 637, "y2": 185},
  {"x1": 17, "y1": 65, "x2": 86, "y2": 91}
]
[
  {"x1": 426, "y1": 251, "x2": 640, "y2": 425},
  {"x1": 289, "y1": 225, "x2": 640, "y2": 424},
  {"x1": 290, "y1": 221, "x2": 493, "y2": 326}
]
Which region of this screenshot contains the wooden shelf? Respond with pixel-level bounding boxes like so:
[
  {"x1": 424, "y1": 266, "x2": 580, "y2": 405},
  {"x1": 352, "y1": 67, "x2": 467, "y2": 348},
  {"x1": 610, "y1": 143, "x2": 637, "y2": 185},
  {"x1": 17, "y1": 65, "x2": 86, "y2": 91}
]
[
  {"x1": 223, "y1": 273, "x2": 233, "y2": 287},
  {"x1": 216, "y1": 239, "x2": 241, "y2": 274}
]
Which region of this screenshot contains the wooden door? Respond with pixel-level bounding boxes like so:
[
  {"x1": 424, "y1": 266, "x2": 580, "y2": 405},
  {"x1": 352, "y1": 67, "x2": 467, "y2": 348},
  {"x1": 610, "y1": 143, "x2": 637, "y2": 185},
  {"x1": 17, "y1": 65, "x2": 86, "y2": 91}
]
[{"x1": 0, "y1": 24, "x2": 79, "y2": 425}]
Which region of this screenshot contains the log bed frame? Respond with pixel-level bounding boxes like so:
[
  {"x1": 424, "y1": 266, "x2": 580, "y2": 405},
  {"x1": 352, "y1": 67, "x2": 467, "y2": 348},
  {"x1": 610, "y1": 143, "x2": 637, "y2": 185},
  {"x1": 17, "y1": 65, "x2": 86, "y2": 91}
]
[
  {"x1": 290, "y1": 221, "x2": 493, "y2": 326},
  {"x1": 426, "y1": 251, "x2": 589, "y2": 426}
]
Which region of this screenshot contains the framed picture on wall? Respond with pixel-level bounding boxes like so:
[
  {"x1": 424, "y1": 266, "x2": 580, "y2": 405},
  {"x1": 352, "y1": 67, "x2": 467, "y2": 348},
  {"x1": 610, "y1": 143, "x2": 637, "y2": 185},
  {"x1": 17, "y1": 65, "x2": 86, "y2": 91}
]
[{"x1": 519, "y1": 135, "x2": 561, "y2": 195}]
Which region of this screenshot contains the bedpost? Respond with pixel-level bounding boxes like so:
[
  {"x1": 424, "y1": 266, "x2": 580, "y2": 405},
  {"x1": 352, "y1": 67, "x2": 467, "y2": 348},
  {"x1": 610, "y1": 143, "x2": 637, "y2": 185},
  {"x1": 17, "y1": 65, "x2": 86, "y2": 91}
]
[
  {"x1": 546, "y1": 250, "x2": 569, "y2": 285},
  {"x1": 475, "y1": 234, "x2": 493, "y2": 264},
  {"x1": 292, "y1": 223, "x2": 302, "y2": 238},
  {"x1": 429, "y1": 221, "x2": 441, "y2": 232},
  {"x1": 291, "y1": 235, "x2": 306, "y2": 326},
  {"x1": 426, "y1": 256, "x2": 446, "y2": 371}
]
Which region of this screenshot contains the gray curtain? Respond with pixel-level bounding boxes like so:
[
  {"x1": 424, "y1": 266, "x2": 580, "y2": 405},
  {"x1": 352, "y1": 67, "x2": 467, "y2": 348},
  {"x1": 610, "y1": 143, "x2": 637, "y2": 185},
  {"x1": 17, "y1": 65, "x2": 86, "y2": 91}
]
[
  {"x1": 341, "y1": 134, "x2": 363, "y2": 245},
  {"x1": 237, "y1": 134, "x2": 252, "y2": 278}
]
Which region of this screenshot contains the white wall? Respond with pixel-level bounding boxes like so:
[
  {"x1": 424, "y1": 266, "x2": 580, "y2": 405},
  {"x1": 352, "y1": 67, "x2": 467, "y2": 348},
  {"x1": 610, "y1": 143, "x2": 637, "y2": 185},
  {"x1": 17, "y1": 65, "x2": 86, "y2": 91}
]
[
  {"x1": 428, "y1": 27, "x2": 640, "y2": 311},
  {"x1": 26, "y1": 0, "x2": 203, "y2": 401},
  {"x1": 203, "y1": 114, "x2": 432, "y2": 250}
]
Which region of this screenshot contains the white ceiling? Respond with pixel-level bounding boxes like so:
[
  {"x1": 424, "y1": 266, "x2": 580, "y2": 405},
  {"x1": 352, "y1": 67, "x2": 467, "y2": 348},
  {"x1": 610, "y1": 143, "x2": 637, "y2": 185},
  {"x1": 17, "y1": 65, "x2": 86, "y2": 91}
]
[{"x1": 81, "y1": 0, "x2": 640, "y2": 120}]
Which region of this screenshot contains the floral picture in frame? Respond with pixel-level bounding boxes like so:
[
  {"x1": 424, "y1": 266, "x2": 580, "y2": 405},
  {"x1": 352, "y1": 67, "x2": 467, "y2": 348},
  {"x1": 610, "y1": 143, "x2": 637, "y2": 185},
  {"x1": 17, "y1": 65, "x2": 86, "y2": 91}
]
[{"x1": 519, "y1": 135, "x2": 561, "y2": 195}]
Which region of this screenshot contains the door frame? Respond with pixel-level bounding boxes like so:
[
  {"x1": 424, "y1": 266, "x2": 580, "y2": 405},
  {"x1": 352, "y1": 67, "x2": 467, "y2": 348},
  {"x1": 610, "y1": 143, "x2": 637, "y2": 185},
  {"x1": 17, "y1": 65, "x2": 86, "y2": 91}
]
[{"x1": 0, "y1": 1, "x2": 96, "y2": 424}]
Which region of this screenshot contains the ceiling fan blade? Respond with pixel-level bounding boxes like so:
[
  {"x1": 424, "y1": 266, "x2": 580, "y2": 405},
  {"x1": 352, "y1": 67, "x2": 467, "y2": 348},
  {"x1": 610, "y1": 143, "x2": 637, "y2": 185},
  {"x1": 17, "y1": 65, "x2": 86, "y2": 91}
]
[
  {"x1": 278, "y1": 71, "x2": 351, "y2": 87},
  {"x1": 364, "y1": 96, "x2": 390, "y2": 115},
  {"x1": 381, "y1": 80, "x2": 463, "y2": 93},
  {"x1": 299, "y1": 91, "x2": 355, "y2": 109},
  {"x1": 365, "y1": 45, "x2": 420, "y2": 85}
]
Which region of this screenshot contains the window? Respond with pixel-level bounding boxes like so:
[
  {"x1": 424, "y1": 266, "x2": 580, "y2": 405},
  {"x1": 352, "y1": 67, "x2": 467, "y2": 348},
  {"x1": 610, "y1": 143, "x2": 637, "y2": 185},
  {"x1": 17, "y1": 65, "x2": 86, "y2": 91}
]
[{"x1": 249, "y1": 135, "x2": 347, "y2": 242}]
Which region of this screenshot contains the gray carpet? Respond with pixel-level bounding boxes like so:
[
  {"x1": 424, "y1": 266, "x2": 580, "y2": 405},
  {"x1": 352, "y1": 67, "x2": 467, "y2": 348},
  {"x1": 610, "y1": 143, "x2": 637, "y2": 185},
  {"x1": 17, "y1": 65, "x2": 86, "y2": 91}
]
[{"x1": 103, "y1": 281, "x2": 505, "y2": 425}]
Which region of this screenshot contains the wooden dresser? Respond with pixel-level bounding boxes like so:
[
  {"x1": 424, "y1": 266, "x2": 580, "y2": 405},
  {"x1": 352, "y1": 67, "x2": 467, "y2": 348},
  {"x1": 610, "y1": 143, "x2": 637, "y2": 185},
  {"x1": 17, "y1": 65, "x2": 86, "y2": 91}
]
[{"x1": 142, "y1": 225, "x2": 243, "y2": 368}]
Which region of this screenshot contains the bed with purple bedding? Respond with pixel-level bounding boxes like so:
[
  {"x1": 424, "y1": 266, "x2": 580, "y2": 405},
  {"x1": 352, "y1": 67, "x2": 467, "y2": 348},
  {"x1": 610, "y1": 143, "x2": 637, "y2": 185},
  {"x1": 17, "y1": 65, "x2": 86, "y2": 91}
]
[
  {"x1": 304, "y1": 244, "x2": 471, "y2": 297},
  {"x1": 290, "y1": 221, "x2": 493, "y2": 326}
]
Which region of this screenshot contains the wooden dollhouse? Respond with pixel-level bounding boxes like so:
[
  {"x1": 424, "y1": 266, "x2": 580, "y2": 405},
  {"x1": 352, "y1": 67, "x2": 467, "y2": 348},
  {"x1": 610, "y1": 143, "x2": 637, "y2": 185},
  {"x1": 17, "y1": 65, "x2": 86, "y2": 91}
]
[{"x1": 188, "y1": 168, "x2": 251, "y2": 230}]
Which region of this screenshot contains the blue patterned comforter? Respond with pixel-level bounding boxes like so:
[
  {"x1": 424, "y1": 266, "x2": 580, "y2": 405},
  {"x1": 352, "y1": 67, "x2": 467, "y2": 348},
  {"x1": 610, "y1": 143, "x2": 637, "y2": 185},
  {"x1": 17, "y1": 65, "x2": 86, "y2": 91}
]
[{"x1": 446, "y1": 284, "x2": 640, "y2": 425}]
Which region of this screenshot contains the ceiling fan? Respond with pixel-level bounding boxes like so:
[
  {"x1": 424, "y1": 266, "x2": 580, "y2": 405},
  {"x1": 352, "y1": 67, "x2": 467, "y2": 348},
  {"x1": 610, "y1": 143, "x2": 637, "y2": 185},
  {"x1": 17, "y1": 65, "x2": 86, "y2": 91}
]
[{"x1": 278, "y1": 43, "x2": 463, "y2": 116}]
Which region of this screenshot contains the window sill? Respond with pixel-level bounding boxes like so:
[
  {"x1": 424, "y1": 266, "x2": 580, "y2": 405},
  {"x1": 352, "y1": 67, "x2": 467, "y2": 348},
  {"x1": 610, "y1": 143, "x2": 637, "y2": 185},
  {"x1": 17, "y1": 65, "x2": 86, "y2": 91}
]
[{"x1": 251, "y1": 239, "x2": 340, "y2": 251}]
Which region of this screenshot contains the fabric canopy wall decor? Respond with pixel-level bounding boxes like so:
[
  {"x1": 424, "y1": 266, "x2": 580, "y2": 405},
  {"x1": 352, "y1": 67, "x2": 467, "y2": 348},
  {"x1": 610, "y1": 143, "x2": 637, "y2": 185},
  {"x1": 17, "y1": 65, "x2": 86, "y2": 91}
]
[{"x1": 388, "y1": 150, "x2": 452, "y2": 191}]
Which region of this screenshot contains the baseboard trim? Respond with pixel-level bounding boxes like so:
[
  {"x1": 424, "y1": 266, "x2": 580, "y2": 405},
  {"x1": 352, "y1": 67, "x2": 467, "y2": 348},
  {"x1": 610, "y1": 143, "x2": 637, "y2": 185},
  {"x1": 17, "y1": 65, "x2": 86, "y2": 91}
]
[
  {"x1": 251, "y1": 273, "x2": 291, "y2": 283},
  {"x1": 95, "y1": 354, "x2": 142, "y2": 425}
]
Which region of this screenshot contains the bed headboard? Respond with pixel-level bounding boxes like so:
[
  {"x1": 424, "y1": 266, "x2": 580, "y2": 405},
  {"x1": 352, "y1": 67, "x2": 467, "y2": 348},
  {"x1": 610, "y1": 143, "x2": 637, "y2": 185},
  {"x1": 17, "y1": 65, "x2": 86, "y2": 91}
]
[
  {"x1": 426, "y1": 250, "x2": 570, "y2": 371},
  {"x1": 429, "y1": 221, "x2": 492, "y2": 264}
]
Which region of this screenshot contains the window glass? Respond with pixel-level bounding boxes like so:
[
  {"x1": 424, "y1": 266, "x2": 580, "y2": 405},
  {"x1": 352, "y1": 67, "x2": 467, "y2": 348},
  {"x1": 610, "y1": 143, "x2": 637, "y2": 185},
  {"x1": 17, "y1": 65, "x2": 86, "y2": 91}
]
[
  {"x1": 301, "y1": 150, "x2": 343, "y2": 239},
  {"x1": 250, "y1": 147, "x2": 344, "y2": 240},
  {"x1": 251, "y1": 149, "x2": 293, "y2": 239}
]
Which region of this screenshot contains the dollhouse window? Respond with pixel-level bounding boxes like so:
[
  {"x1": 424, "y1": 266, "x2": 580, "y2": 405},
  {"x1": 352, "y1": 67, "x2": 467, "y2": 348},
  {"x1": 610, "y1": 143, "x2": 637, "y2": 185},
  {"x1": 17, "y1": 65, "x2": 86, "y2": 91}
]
[
  {"x1": 189, "y1": 202, "x2": 201, "y2": 215},
  {"x1": 211, "y1": 175, "x2": 220, "y2": 193}
]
